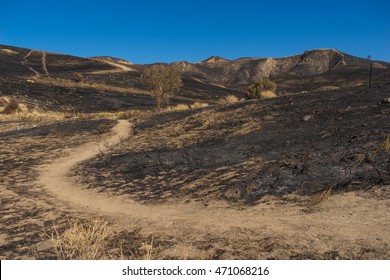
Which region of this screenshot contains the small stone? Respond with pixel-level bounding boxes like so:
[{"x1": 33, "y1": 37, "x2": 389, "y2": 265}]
[
  {"x1": 303, "y1": 115, "x2": 312, "y2": 121},
  {"x1": 36, "y1": 240, "x2": 54, "y2": 252}
]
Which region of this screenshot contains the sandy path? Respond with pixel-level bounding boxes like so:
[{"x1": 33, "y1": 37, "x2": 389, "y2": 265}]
[
  {"x1": 21, "y1": 50, "x2": 41, "y2": 77},
  {"x1": 37, "y1": 120, "x2": 390, "y2": 256},
  {"x1": 89, "y1": 59, "x2": 133, "y2": 74}
]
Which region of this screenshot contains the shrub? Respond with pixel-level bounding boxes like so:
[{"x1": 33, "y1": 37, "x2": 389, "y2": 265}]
[
  {"x1": 246, "y1": 78, "x2": 277, "y2": 99},
  {"x1": 2, "y1": 99, "x2": 20, "y2": 114}
]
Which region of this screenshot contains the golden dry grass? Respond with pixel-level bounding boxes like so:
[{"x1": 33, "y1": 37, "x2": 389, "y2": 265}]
[
  {"x1": 166, "y1": 104, "x2": 191, "y2": 111},
  {"x1": 51, "y1": 219, "x2": 117, "y2": 260},
  {"x1": 308, "y1": 185, "x2": 333, "y2": 207},
  {"x1": 0, "y1": 109, "x2": 64, "y2": 122},
  {"x1": 218, "y1": 95, "x2": 241, "y2": 104},
  {"x1": 190, "y1": 102, "x2": 209, "y2": 109},
  {"x1": 165, "y1": 102, "x2": 209, "y2": 112},
  {"x1": 384, "y1": 135, "x2": 390, "y2": 150},
  {"x1": 260, "y1": 90, "x2": 277, "y2": 99}
]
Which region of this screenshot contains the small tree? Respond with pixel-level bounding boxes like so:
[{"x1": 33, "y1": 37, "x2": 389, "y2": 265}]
[
  {"x1": 246, "y1": 77, "x2": 277, "y2": 99},
  {"x1": 140, "y1": 64, "x2": 182, "y2": 109}
]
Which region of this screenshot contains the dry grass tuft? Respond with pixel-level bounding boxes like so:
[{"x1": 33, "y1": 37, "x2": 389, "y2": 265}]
[
  {"x1": 166, "y1": 104, "x2": 191, "y2": 111},
  {"x1": 190, "y1": 102, "x2": 209, "y2": 109},
  {"x1": 51, "y1": 219, "x2": 117, "y2": 260},
  {"x1": 142, "y1": 238, "x2": 156, "y2": 260},
  {"x1": 218, "y1": 95, "x2": 241, "y2": 104},
  {"x1": 97, "y1": 123, "x2": 111, "y2": 134},
  {"x1": 34, "y1": 77, "x2": 148, "y2": 95},
  {"x1": 384, "y1": 135, "x2": 390, "y2": 151},
  {"x1": 260, "y1": 90, "x2": 277, "y2": 99},
  {"x1": 308, "y1": 185, "x2": 333, "y2": 207},
  {"x1": 353, "y1": 153, "x2": 366, "y2": 164},
  {"x1": 2, "y1": 98, "x2": 20, "y2": 114}
]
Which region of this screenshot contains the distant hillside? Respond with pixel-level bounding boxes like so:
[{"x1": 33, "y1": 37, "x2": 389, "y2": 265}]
[
  {"x1": 1, "y1": 44, "x2": 389, "y2": 112},
  {"x1": 202, "y1": 56, "x2": 230, "y2": 63},
  {"x1": 0, "y1": 44, "x2": 115, "y2": 78},
  {"x1": 174, "y1": 49, "x2": 390, "y2": 86}
]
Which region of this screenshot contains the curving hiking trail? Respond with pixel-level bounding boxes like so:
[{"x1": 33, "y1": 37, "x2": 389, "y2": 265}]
[{"x1": 37, "y1": 120, "x2": 390, "y2": 250}]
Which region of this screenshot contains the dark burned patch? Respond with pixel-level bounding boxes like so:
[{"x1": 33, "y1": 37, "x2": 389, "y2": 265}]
[{"x1": 74, "y1": 85, "x2": 390, "y2": 206}]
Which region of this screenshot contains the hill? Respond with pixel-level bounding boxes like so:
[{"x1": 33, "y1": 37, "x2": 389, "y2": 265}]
[{"x1": 1, "y1": 43, "x2": 390, "y2": 260}]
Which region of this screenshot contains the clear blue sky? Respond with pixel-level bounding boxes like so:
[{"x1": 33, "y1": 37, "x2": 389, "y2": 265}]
[{"x1": 1, "y1": 0, "x2": 389, "y2": 63}]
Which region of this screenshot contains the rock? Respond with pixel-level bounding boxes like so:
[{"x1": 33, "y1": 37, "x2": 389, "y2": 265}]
[
  {"x1": 381, "y1": 97, "x2": 390, "y2": 104},
  {"x1": 303, "y1": 115, "x2": 312, "y2": 121},
  {"x1": 35, "y1": 240, "x2": 54, "y2": 252}
]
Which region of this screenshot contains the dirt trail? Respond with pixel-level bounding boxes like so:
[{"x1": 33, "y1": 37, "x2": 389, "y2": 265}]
[
  {"x1": 89, "y1": 59, "x2": 133, "y2": 74},
  {"x1": 21, "y1": 50, "x2": 41, "y2": 77},
  {"x1": 41, "y1": 51, "x2": 49, "y2": 76},
  {"x1": 37, "y1": 120, "x2": 390, "y2": 258}
]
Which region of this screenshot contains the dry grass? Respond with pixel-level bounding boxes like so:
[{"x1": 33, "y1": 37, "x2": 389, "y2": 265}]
[
  {"x1": 2, "y1": 99, "x2": 20, "y2": 114},
  {"x1": 97, "y1": 123, "x2": 111, "y2": 134},
  {"x1": 165, "y1": 102, "x2": 209, "y2": 112},
  {"x1": 308, "y1": 185, "x2": 333, "y2": 207},
  {"x1": 353, "y1": 153, "x2": 366, "y2": 164},
  {"x1": 384, "y1": 135, "x2": 390, "y2": 151},
  {"x1": 0, "y1": 48, "x2": 19, "y2": 55},
  {"x1": 166, "y1": 104, "x2": 191, "y2": 111},
  {"x1": 142, "y1": 238, "x2": 156, "y2": 260},
  {"x1": 190, "y1": 102, "x2": 209, "y2": 109},
  {"x1": 0, "y1": 108, "x2": 64, "y2": 122},
  {"x1": 218, "y1": 95, "x2": 241, "y2": 104},
  {"x1": 34, "y1": 77, "x2": 148, "y2": 95},
  {"x1": 260, "y1": 90, "x2": 277, "y2": 99},
  {"x1": 51, "y1": 219, "x2": 117, "y2": 260}
]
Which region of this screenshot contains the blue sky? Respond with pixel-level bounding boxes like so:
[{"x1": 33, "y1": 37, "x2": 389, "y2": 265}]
[{"x1": 1, "y1": 0, "x2": 389, "y2": 63}]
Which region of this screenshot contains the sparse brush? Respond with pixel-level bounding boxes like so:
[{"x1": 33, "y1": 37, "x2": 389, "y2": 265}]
[
  {"x1": 166, "y1": 104, "x2": 190, "y2": 111},
  {"x1": 246, "y1": 78, "x2": 277, "y2": 99},
  {"x1": 308, "y1": 185, "x2": 333, "y2": 207},
  {"x1": 97, "y1": 123, "x2": 111, "y2": 134},
  {"x1": 73, "y1": 72, "x2": 84, "y2": 83},
  {"x1": 218, "y1": 95, "x2": 240, "y2": 104},
  {"x1": 2, "y1": 99, "x2": 19, "y2": 114},
  {"x1": 353, "y1": 153, "x2": 366, "y2": 164},
  {"x1": 51, "y1": 219, "x2": 117, "y2": 260},
  {"x1": 384, "y1": 135, "x2": 390, "y2": 151},
  {"x1": 142, "y1": 238, "x2": 156, "y2": 260}
]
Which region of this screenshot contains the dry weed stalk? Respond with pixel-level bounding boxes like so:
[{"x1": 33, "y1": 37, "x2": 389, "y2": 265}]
[
  {"x1": 142, "y1": 238, "x2": 156, "y2": 260},
  {"x1": 308, "y1": 185, "x2": 333, "y2": 207},
  {"x1": 353, "y1": 153, "x2": 366, "y2": 164},
  {"x1": 51, "y1": 219, "x2": 116, "y2": 260}
]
